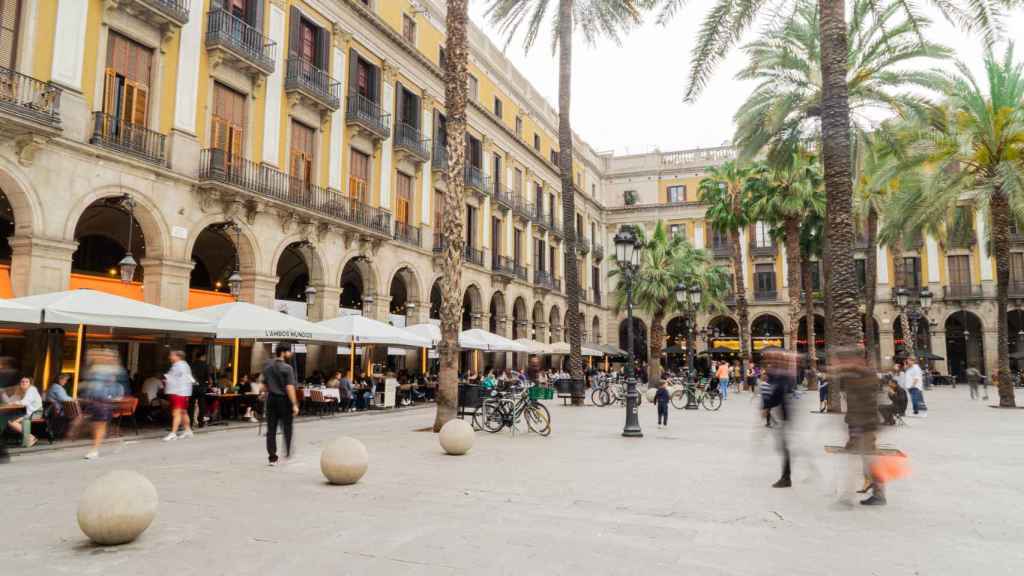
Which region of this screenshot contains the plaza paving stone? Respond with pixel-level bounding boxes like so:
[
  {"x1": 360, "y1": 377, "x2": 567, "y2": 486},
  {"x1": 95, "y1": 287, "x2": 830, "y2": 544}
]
[{"x1": 0, "y1": 387, "x2": 1022, "y2": 575}]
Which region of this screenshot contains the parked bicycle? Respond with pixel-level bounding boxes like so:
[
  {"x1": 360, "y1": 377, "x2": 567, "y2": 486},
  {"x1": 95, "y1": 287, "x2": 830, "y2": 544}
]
[
  {"x1": 474, "y1": 385, "x2": 551, "y2": 435},
  {"x1": 670, "y1": 379, "x2": 722, "y2": 411}
]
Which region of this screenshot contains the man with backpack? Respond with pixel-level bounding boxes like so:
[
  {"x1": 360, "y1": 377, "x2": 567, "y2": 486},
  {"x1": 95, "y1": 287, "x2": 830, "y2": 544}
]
[{"x1": 262, "y1": 344, "x2": 299, "y2": 466}]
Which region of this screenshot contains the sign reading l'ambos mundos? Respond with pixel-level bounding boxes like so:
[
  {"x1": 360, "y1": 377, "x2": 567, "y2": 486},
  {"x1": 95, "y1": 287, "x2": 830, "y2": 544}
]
[{"x1": 264, "y1": 329, "x2": 314, "y2": 340}]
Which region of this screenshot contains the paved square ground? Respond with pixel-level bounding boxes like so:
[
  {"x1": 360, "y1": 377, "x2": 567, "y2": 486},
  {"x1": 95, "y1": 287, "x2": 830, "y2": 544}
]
[{"x1": 1, "y1": 387, "x2": 1022, "y2": 575}]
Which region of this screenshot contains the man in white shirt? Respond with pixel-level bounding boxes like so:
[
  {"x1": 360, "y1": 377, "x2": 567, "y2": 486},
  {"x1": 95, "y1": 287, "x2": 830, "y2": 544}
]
[
  {"x1": 163, "y1": 350, "x2": 195, "y2": 441},
  {"x1": 905, "y1": 358, "x2": 927, "y2": 417},
  {"x1": 2, "y1": 377, "x2": 42, "y2": 447}
]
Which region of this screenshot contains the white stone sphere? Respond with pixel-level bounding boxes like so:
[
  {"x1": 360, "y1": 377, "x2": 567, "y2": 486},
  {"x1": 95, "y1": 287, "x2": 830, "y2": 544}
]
[
  {"x1": 77, "y1": 470, "x2": 158, "y2": 546},
  {"x1": 320, "y1": 437, "x2": 368, "y2": 485},
  {"x1": 439, "y1": 419, "x2": 475, "y2": 455},
  {"x1": 645, "y1": 388, "x2": 658, "y2": 403}
]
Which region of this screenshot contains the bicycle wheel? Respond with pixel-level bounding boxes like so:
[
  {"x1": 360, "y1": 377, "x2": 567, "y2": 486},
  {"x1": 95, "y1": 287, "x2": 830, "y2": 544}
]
[
  {"x1": 670, "y1": 389, "x2": 687, "y2": 410},
  {"x1": 481, "y1": 401, "x2": 505, "y2": 433},
  {"x1": 525, "y1": 402, "x2": 551, "y2": 436},
  {"x1": 593, "y1": 388, "x2": 609, "y2": 407},
  {"x1": 702, "y1": 392, "x2": 723, "y2": 411}
]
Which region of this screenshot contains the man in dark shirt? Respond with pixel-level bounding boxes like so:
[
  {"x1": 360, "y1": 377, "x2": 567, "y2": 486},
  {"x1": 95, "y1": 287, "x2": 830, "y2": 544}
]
[
  {"x1": 190, "y1": 350, "x2": 212, "y2": 427},
  {"x1": 262, "y1": 344, "x2": 299, "y2": 465}
]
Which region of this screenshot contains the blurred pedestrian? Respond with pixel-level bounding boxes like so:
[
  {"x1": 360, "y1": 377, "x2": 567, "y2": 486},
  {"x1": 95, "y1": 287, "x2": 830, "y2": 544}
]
[
  {"x1": 0, "y1": 357, "x2": 17, "y2": 463},
  {"x1": 763, "y1": 349, "x2": 797, "y2": 487},
  {"x1": 190, "y1": 350, "x2": 211, "y2": 427},
  {"x1": 966, "y1": 365, "x2": 983, "y2": 400},
  {"x1": 73, "y1": 349, "x2": 128, "y2": 460},
  {"x1": 163, "y1": 350, "x2": 194, "y2": 441},
  {"x1": 655, "y1": 381, "x2": 669, "y2": 427},
  {"x1": 716, "y1": 361, "x2": 730, "y2": 400},
  {"x1": 262, "y1": 344, "x2": 298, "y2": 466},
  {"x1": 832, "y1": 346, "x2": 886, "y2": 506}
]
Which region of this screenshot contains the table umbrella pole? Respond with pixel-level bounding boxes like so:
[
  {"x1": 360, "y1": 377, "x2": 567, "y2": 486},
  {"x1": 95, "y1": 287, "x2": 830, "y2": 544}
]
[
  {"x1": 421, "y1": 347, "x2": 426, "y2": 373},
  {"x1": 41, "y1": 334, "x2": 51, "y2": 392},
  {"x1": 366, "y1": 345, "x2": 372, "y2": 377},
  {"x1": 232, "y1": 338, "x2": 239, "y2": 388},
  {"x1": 349, "y1": 340, "x2": 355, "y2": 377},
  {"x1": 72, "y1": 324, "x2": 85, "y2": 398}
]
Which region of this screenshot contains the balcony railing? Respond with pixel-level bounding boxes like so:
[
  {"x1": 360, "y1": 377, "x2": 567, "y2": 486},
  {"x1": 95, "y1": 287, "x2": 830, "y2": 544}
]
[
  {"x1": 513, "y1": 196, "x2": 533, "y2": 220},
  {"x1": 577, "y1": 236, "x2": 590, "y2": 255},
  {"x1": 285, "y1": 57, "x2": 341, "y2": 111},
  {"x1": 514, "y1": 263, "x2": 528, "y2": 282},
  {"x1": 549, "y1": 218, "x2": 564, "y2": 238},
  {"x1": 90, "y1": 112, "x2": 166, "y2": 165},
  {"x1": 1010, "y1": 282, "x2": 1024, "y2": 298},
  {"x1": 889, "y1": 285, "x2": 921, "y2": 302},
  {"x1": 749, "y1": 241, "x2": 777, "y2": 258},
  {"x1": 534, "y1": 270, "x2": 555, "y2": 290},
  {"x1": 198, "y1": 149, "x2": 391, "y2": 236},
  {"x1": 432, "y1": 144, "x2": 448, "y2": 172},
  {"x1": 0, "y1": 67, "x2": 61, "y2": 127},
  {"x1": 205, "y1": 9, "x2": 276, "y2": 75},
  {"x1": 593, "y1": 243, "x2": 604, "y2": 260},
  {"x1": 492, "y1": 181, "x2": 514, "y2": 209},
  {"x1": 393, "y1": 221, "x2": 421, "y2": 247},
  {"x1": 946, "y1": 233, "x2": 976, "y2": 250},
  {"x1": 711, "y1": 242, "x2": 733, "y2": 259},
  {"x1": 346, "y1": 90, "x2": 389, "y2": 139},
  {"x1": 463, "y1": 245, "x2": 484, "y2": 267},
  {"x1": 943, "y1": 284, "x2": 984, "y2": 300},
  {"x1": 119, "y1": 0, "x2": 190, "y2": 27},
  {"x1": 464, "y1": 165, "x2": 489, "y2": 194},
  {"x1": 393, "y1": 123, "x2": 430, "y2": 162},
  {"x1": 491, "y1": 255, "x2": 516, "y2": 277},
  {"x1": 533, "y1": 207, "x2": 549, "y2": 230},
  {"x1": 754, "y1": 289, "x2": 778, "y2": 302}
]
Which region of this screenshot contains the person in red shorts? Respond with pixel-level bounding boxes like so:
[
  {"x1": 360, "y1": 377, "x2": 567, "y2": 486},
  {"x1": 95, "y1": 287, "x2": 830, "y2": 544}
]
[{"x1": 163, "y1": 350, "x2": 194, "y2": 441}]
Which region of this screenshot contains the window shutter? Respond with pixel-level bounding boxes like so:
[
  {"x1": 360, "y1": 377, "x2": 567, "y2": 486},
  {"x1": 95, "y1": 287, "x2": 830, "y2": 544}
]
[
  {"x1": 347, "y1": 48, "x2": 359, "y2": 96},
  {"x1": 317, "y1": 25, "x2": 330, "y2": 70},
  {"x1": 369, "y1": 62, "x2": 379, "y2": 102},
  {"x1": 247, "y1": 0, "x2": 263, "y2": 29},
  {"x1": 433, "y1": 109, "x2": 441, "y2": 144},
  {"x1": 129, "y1": 83, "x2": 148, "y2": 126},
  {"x1": 287, "y1": 6, "x2": 300, "y2": 58},
  {"x1": 394, "y1": 81, "x2": 404, "y2": 126},
  {"x1": 103, "y1": 69, "x2": 118, "y2": 116},
  {"x1": 230, "y1": 126, "x2": 243, "y2": 159},
  {"x1": 409, "y1": 91, "x2": 421, "y2": 129}
]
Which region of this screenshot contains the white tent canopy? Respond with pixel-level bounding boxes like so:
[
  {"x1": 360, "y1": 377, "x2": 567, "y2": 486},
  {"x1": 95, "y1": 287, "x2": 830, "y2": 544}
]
[
  {"x1": 514, "y1": 338, "x2": 549, "y2": 355},
  {"x1": 190, "y1": 301, "x2": 342, "y2": 342},
  {"x1": 460, "y1": 329, "x2": 529, "y2": 353},
  {"x1": 547, "y1": 341, "x2": 604, "y2": 357},
  {"x1": 317, "y1": 315, "x2": 430, "y2": 348},
  {"x1": 13, "y1": 289, "x2": 212, "y2": 334},
  {"x1": 0, "y1": 298, "x2": 41, "y2": 325}
]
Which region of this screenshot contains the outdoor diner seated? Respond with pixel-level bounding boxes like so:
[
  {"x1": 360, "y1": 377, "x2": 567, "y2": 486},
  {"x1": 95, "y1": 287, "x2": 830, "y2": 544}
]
[{"x1": 2, "y1": 376, "x2": 43, "y2": 447}]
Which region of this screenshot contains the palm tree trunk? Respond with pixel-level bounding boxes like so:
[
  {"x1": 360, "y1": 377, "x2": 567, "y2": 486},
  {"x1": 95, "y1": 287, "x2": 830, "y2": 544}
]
[
  {"x1": 433, "y1": 0, "x2": 469, "y2": 432},
  {"x1": 818, "y1": 0, "x2": 863, "y2": 352},
  {"x1": 898, "y1": 310, "x2": 915, "y2": 358},
  {"x1": 991, "y1": 189, "x2": 1017, "y2": 407},
  {"x1": 863, "y1": 207, "x2": 878, "y2": 366},
  {"x1": 785, "y1": 217, "x2": 802, "y2": 352},
  {"x1": 802, "y1": 257, "x2": 817, "y2": 391},
  {"x1": 556, "y1": 0, "x2": 584, "y2": 404},
  {"x1": 649, "y1": 308, "x2": 665, "y2": 386},
  {"x1": 731, "y1": 230, "x2": 750, "y2": 386}
]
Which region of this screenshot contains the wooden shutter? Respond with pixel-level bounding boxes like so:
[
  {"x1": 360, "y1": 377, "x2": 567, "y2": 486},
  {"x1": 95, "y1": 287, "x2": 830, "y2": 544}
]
[
  {"x1": 0, "y1": 0, "x2": 20, "y2": 71},
  {"x1": 394, "y1": 81, "x2": 404, "y2": 126},
  {"x1": 408, "y1": 91, "x2": 421, "y2": 129},
  {"x1": 288, "y1": 6, "x2": 301, "y2": 58},
  {"x1": 948, "y1": 255, "x2": 971, "y2": 286},
  {"x1": 316, "y1": 25, "x2": 330, "y2": 70},
  {"x1": 246, "y1": 0, "x2": 263, "y2": 28},
  {"x1": 348, "y1": 48, "x2": 360, "y2": 95},
  {"x1": 128, "y1": 83, "x2": 148, "y2": 125},
  {"x1": 103, "y1": 69, "x2": 119, "y2": 117}
]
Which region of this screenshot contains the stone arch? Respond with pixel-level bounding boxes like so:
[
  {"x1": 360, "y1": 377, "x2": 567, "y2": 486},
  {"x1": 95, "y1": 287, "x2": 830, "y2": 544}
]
[
  {"x1": 591, "y1": 315, "x2": 601, "y2": 344},
  {"x1": 462, "y1": 283, "x2": 483, "y2": 329},
  {"x1": 273, "y1": 241, "x2": 325, "y2": 302},
  {"x1": 429, "y1": 277, "x2": 442, "y2": 320},
  {"x1": 385, "y1": 262, "x2": 425, "y2": 306},
  {"x1": 340, "y1": 256, "x2": 378, "y2": 312},
  {"x1": 618, "y1": 317, "x2": 648, "y2": 360},
  {"x1": 488, "y1": 290, "x2": 506, "y2": 334},
  {"x1": 64, "y1": 186, "x2": 170, "y2": 261},
  {"x1": 532, "y1": 300, "x2": 546, "y2": 341},
  {"x1": 945, "y1": 309, "x2": 985, "y2": 380},
  {"x1": 0, "y1": 159, "x2": 41, "y2": 235},
  {"x1": 751, "y1": 313, "x2": 785, "y2": 351},
  {"x1": 548, "y1": 305, "x2": 562, "y2": 343},
  {"x1": 512, "y1": 296, "x2": 528, "y2": 339},
  {"x1": 183, "y1": 215, "x2": 260, "y2": 275},
  {"x1": 269, "y1": 237, "x2": 327, "y2": 288}
]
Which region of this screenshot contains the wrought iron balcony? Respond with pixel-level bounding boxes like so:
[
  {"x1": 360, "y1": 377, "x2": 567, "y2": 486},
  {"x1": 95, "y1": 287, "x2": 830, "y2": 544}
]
[
  {"x1": 532, "y1": 207, "x2": 549, "y2": 230},
  {"x1": 577, "y1": 236, "x2": 590, "y2": 255},
  {"x1": 205, "y1": 9, "x2": 276, "y2": 76},
  {"x1": 0, "y1": 67, "x2": 61, "y2": 128},
  {"x1": 512, "y1": 196, "x2": 533, "y2": 220},
  {"x1": 393, "y1": 221, "x2": 421, "y2": 248},
  {"x1": 345, "y1": 90, "x2": 389, "y2": 139},
  {"x1": 463, "y1": 245, "x2": 484, "y2": 267},
  {"x1": 534, "y1": 270, "x2": 556, "y2": 291},
  {"x1": 1010, "y1": 282, "x2": 1024, "y2": 298},
  {"x1": 492, "y1": 181, "x2": 514, "y2": 210},
  {"x1": 943, "y1": 284, "x2": 984, "y2": 300},
  {"x1": 393, "y1": 123, "x2": 430, "y2": 163},
  {"x1": 889, "y1": 285, "x2": 921, "y2": 302},
  {"x1": 592, "y1": 242, "x2": 604, "y2": 261},
  {"x1": 198, "y1": 149, "x2": 392, "y2": 237},
  {"x1": 431, "y1": 144, "x2": 448, "y2": 172},
  {"x1": 514, "y1": 263, "x2": 528, "y2": 282},
  {"x1": 754, "y1": 289, "x2": 778, "y2": 302},
  {"x1": 946, "y1": 232, "x2": 976, "y2": 250},
  {"x1": 711, "y1": 241, "x2": 733, "y2": 259},
  {"x1": 116, "y1": 0, "x2": 190, "y2": 28},
  {"x1": 749, "y1": 241, "x2": 777, "y2": 258},
  {"x1": 464, "y1": 165, "x2": 489, "y2": 195},
  {"x1": 491, "y1": 255, "x2": 516, "y2": 278},
  {"x1": 90, "y1": 112, "x2": 166, "y2": 165},
  {"x1": 549, "y1": 217, "x2": 564, "y2": 239},
  {"x1": 285, "y1": 57, "x2": 341, "y2": 111}
]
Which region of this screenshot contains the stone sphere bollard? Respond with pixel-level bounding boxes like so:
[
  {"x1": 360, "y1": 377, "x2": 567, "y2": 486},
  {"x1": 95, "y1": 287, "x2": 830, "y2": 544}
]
[
  {"x1": 439, "y1": 419, "x2": 475, "y2": 455},
  {"x1": 77, "y1": 470, "x2": 158, "y2": 546},
  {"x1": 320, "y1": 436, "x2": 368, "y2": 485}
]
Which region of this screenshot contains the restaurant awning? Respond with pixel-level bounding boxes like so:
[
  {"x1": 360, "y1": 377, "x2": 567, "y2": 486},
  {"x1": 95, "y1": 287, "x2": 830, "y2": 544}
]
[
  {"x1": 546, "y1": 341, "x2": 604, "y2": 357},
  {"x1": 459, "y1": 329, "x2": 530, "y2": 353},
  {"x1": 0, "y1": 298, "x2": 41, "y2": 325},
  {"x1": 514, "y1": 338, "x2": 549, "y2": 354},
  {"x1": 594, "y1": 343, "x2": 628, "y2": 356},
  {"x1": 189, "y1": 301, "x2": 342, "y2": 343},
  {"x1": 405, "y1": 324, "x2": 486, "y2": 350},
  {"x1": 13, "y1": 289, "x2": 213, "y2": 334},
  {"x1": 317, "y1": 315, "x2": 430, "y2": 348}
]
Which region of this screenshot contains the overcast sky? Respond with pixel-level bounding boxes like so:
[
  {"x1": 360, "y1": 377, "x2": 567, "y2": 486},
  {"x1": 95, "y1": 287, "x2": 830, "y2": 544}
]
[{"x1": 468, "y1": 2, "x2": 1024, "y2": 155}]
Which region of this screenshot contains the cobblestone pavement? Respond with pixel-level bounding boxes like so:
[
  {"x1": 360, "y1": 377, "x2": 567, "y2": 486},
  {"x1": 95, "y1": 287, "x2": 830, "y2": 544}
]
[{"x1": 0, "y1": 387, "x2": 1021, "y2": 575}]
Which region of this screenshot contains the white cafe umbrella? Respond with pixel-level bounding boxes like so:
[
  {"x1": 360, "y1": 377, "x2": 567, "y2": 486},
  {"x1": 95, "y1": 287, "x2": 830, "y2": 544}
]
[
  {"x1": 0, "y1": 298, "x2": 40, "y2": 325},
  {"x1": 318, "y1": 315, "x2": 431, "y2": 378},
  {"x1": 190, "y1": 301, "x2": 342, "y2": 343},
  {"x1": 514, "y1": 338, "x2": 549, "y2": 355},
  {"x1": 460, "y1": 329, "x2": 529, "y2": 353},
  {"x1": 405, "y1": 323, "x2": 491, "y2": 350},
  {"x1": 547, "y1": 341, "x2": 604, "y2": 357}
]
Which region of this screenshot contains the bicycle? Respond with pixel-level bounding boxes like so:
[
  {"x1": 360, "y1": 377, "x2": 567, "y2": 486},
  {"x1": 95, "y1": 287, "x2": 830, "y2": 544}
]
[
  {"x1": 670, "y1": 379, "x2": 722, "y2": 411},
  {"x1": 475, "y1": 387, "x2": 551, "y2": 436}
]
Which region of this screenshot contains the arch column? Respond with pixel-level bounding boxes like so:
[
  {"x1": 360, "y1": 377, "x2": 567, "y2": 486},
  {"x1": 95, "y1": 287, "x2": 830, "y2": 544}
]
[
  {"x1": 930, "y1": 326, "x2": 947, "y2": 375},
  {"x1": 983, "y1": 327, "x2": 998, "y2": 377},
  {"x1": 878, "y1": 320, "x2": 896, "y2": 368},
  {"x1": 534, "y1": 321, "x2": 547, "y2": 343},
  {"x1": 365, "y1": 294, "x2": 391, "y2": 321},
  {"x1": 242, "y1": 273, "x2": 278, "y2": 308},
  {"x1": 305, "y1": 284, "x2": 342, "y2": 378},
  {"x1": 493, "y1": 315, "x2": 508, "y2": 337},
  {"x1": 471, "y1": 312, "x2": 483, "y2": 330},
  {"x1": 9, "y1": 236, "x2": 77, "y2": 296},
  {"x1": 406, "y1": 301, "x2": 428, "y2": 325},
  {"x1": 139, "y1": 258, "x2": 193, "y2": 310}
]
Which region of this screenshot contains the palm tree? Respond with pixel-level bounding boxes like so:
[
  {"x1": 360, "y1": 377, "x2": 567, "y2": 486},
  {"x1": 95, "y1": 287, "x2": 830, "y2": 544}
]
[
  {"x1": 883, "y1": 46, "x2": 1024, "y2": 407},
  {"x1": 654, "y1": 0, "x2": 1016, "y2": 354},
  {"x1": 699, "y1": 161, "x2": 754, "y2": 382},
  {"x1": 610, "y1": 222, "x2": 731, "y2": 385},
  {"x1": 733, "y1": 0, "x2": 951, "y2": 165},
  {"x1": 748, "y1": 152, "x2": 825, "y2": 354},
  {"x1": 434, "y1": 0, "x2": 471, "y2": 432},
  {"x1": 485, "y1": 1, "x2": 643, "y2": 400}
]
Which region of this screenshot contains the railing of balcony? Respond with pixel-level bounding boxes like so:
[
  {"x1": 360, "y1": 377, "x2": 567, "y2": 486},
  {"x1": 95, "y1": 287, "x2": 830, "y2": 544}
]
[
  {"x1": 1010, "y1": 282, "x2": 1024, "y2": 297},
  {"x1": 513, "y1": 196, "x2": 533, "y2": 220},
  {"x1": 198, "y1": 149, "x2": 391, "y2": 235},
  {"x1": 346, "y1": 90, "x2": 389, "y2": 135},
  {"x1": 754, "y1": 289, "x2": 778, "y2": 302},
  {"x1": 946, "y1": 233, "x2": 976, "y2": 250},
  {"x1": 137, "y1": 0, "x2": 190, "y2": 25},
  {"x1": 432, "y1": 144, "x2": 448, "y2": 171},
  {"x1": 549, "y1": 217, "x2": 563, "y2": 237},
  {"x1": 711, "y1": 242, "x2": 733, "y2": 258},
  {"x1": 534, "y1": 269, "x2": 555, "y2": 290},
  {"x1": 577, "y1": 236, "x2": 590, "y2": 255},
  {"x1": 943, "y1": 284, "x2": 984, "y2": 299},
  {"x1": 0, "y1": 66, "x2": 61, "y2": 125},
  {"x1": 394, "y1": 122, "x2": 429, "y2": 159},
  {"x1": 514, "y1": 263, "x2": 528, "y2": 282},
  {"x1": 593, "y1": 243, "x2": 604, "y2": 260},
  {"x1": 285, "y1": 58, "x2": 341, "y2": 109},
  {"x1": 393, "y1": 220, "x2": 421, "y2": 247},
  {"x1": 532, "y1": 206, "x2": 548, "y2": 226},
  {"x1": 463, "y1": 245, "x2": 484, "y2": 267},
  {"x1": 749, "y1": 241, "x2": 777, "y2": 257},
  {"x1": 465, "y1": 165, "x2": 488, "y2": 192},
  {"x1": 492, "y1": 181, "x2": 514, "y2": 208},
  {"x1": 492, "y1": 254, "x2": 516, "y2": 275},
  {"x1": 206, "y1": 9, "x2": 276, "y2": 73},
  {"x1": 91, "y1": 112, "x2": 166, "y2": 164}
]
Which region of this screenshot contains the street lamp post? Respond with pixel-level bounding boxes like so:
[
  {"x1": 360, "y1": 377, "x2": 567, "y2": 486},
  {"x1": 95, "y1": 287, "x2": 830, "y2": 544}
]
[
  {"x1": 614, "y1": 226, "x2": 643, "y2": 438},
  {"x1": 895, "y1": 287, "x2": 933, "y2": 358},
  {"x1": 118, "y1": 195, "x2": 138, "y2": 284},
  {"x1": 674, "y1": 282, "x2": 702, "y2": 381}
]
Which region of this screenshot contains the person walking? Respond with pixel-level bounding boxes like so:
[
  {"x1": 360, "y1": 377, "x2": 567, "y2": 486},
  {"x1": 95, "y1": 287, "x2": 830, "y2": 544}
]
[
  {"x1": 262, "y1": 344, "x2": 299, "y2": 466},
  {"x1": 833, "y1": 346, "x2": 886, "y2": 506},
  {"x1": 966, "y1": 365, "x2": 982, "y2": 400},
  {"x1": 764, "y1": 349, "x2": 797, "y2": 487},
  {"x1": 75, "y1": 349, "x2": 128, "y2": 459},
  {"x1": 655, "y1": 381, "x2": 670, "y2": 428},
  {"x1": 163, "y1": 350, "x2": 194, "y2": 441},
  {"x1": 905, "y1": 358, "x2": 927, "y2": 418},
  {"x1": 716, "y1": 360, "x2": 730, "y2": 400}
]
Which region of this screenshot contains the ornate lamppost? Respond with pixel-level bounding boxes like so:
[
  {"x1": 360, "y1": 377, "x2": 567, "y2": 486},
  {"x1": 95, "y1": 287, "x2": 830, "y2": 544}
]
[
  {"x1": 226, "y1": 222, "x2": 242, "y2": 300},
  {"x1": 614, "y1": 226, "x2": 643, "y2": 438},
  {"x1": 674, "y1": 282, "x2": 702, "y2": 380},
  {"x1": 118, "y1": 195, "x2": 137, "y2": 284}
]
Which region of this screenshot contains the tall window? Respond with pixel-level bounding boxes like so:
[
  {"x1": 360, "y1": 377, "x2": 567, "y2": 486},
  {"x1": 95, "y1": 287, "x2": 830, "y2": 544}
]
[
  {"x1": 667, "y1": 185, "x2": 685, "y2": 203},
  {"x1": 534, "y1": 183, "x2": 544, "y2": 216},
  {"x1": 0, "y1": 0, "x2": 21, "y2": 70},
  {"x1": 549, "y1": 245, "x2": 557, "y2": 276},
  {"x1": 465, "y1": 205, "x2": 476, "y2": 249},
  {"x1": 349, "y1": 149, "x2": 370, "y2": 203},
  {"x1": 300, "y1": 19, "x2": 316, "y2": 62},
  {"x1": 492, "y1": 217, "x2": 502, "y2": 255},
  {"x1": 1012, "y1": 252, "x2": 1024, "y2": 285},
  {"x1": 550, "y1": 150, "x2": 559, "y2": 165},
  {"x1": 753, "y1": 221, "x2": 772, "y2": 248},
  {"x1": 514, "y1": 229, "x2": 523, "y2": 264},
  {"x1": 493, "y1": 96, "x2": 503, "y2": 119},
  {"x1": 492, "y1": 153, "x2": 502, "y2": 192},
  {"x1": 669, "y1": 224, "x2": 686, "y2": 238},
  {"x1": 535, "y1": 238, "x2": 546, "y2": 271},
  {"x1": 896, "y1": 256, "x2": 920, "y2": 288},
  {"x1": 533, "y1": 133, "x2": 540, "y2": 151},
  {"x1": 548, "y1": 193, "x2": 556, "y2": 225},
  {"x1": 396, "y1": 172, "x2": 413, "y2": 224},
  {"x1": 466, "y1": 135, "x2": 482, "y2": 169},
  {"x1": 433, "y1": 189, "x2": 443, "y2": 228},
  {"x1": 402, "y1": 13, "x2": 416, "y2": 44},
  {"x1": 104, "y1": 32, "x2": 153, "y2": 128},
  {"x1": 211, "y1": 83, "x2": 246, "y2": 159},
  {"x1": 947, "y1": 254, "x2": 971, "y2": 286},
  {"x1": 354, "y1": 57, "x2": 378, "y2": 101},
  {"x1": 711, "y1": 226, "x2": 730, "y2": 248},
  {"x1": 755, "y1": 263, "x2": 776, "y2": 294},
  {"x1": 290, "y1": 121, "x2": 315, "y2": 184},
  {"x1": 514, "y1": 168, "x2": 523, "y2": 196},
  {"x1": 515, "y1": 116, "x2": 523, "y2": 137},
  {"x1": 468, "y1": 74, "x2": 478, "y2": 101}
]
